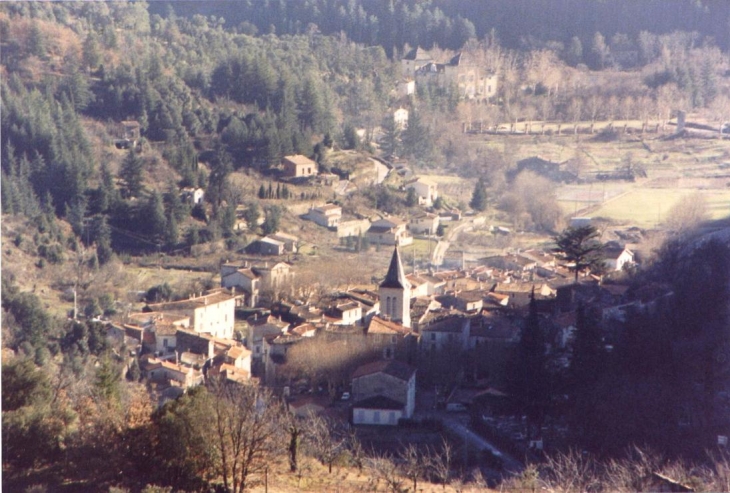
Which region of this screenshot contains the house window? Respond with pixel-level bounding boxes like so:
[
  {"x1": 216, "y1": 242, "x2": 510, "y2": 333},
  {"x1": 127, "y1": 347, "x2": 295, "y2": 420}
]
[
  {"x1": 163, "y1": 338, "x2": 168, "y2": 348},
  {"x1": 357, "y1": 410, "x2": 365, "y2": 423},
  {"x1": 430, "y1": 333, "x2": 436, "y2": 341},
  {"x1": 373, "y1": 411, "x2": 380, "y2": 423},
  {"x1": 389, "y1": 412, "x2": 397, "y2": 424}
]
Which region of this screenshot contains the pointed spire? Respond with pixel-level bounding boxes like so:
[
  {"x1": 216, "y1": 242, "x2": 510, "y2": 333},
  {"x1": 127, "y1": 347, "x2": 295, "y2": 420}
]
[{"x1": 380, "y1": 246, "x2": 411, "y2": 290}]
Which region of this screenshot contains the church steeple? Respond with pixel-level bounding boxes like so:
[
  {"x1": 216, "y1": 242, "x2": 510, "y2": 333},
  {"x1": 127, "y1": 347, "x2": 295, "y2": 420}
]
[
  {"x1": 381, "y1": 246, "x2": 411, "y2": 290},
  {"x1": 379, "y1": 246, "x2": 411, "y2": 327}
]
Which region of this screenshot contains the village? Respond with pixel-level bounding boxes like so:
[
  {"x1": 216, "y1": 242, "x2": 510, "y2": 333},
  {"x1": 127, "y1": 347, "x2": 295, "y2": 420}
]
[
  {"x1": 3, "y1": 2, "x2": 730, "y2": 490},
  {"x1": 106, "y1": 132, "x2": 647, "y2": 477}
]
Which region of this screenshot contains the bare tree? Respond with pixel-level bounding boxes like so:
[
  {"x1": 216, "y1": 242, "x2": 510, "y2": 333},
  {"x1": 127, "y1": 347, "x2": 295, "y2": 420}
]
[
  {"x1": 306, "y1": 415, "x2": 349, "y2": 473},
  {"x1": 427, "y1": 438, "x2": 454, "y2": 490},
  {"x1": 283, "y1": 336, "x2": 381, "y2": 398},
  {"x1": 664, "y1": 192, "x2": 709, "y2": 234},
  {"x1": 398, "y1": 443, "x2": 427, "y2": 492},
  {"x1": 541, "y1": 449, "x2": 601, "y2": 493},
  {"x1": 209, "y1": 381, "x2": 285, "y2": 493},
  {"x1": 367, "y1": 453, "x2": 407, "y2": 493}
]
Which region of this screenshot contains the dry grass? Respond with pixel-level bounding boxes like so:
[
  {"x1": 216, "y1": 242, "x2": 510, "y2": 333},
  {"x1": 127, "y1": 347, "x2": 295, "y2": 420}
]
[{"x1": 247, "y1": 459, "x2": 493, "y2": 492}]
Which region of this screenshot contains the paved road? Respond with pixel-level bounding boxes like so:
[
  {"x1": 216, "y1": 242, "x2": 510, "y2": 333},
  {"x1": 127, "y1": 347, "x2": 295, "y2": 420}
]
[
  {"x1": 440, "y1": 416, "x2": 524, "y2": 474},
  {"x1": 430, "y1": 218, "x2": 477, "y2": 266}
]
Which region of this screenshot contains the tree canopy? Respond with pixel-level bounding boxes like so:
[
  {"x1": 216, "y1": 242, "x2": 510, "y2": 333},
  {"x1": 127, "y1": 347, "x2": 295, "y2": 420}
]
[{"x1": 553, "y1": 225, "x2": 604, "y2": 282}]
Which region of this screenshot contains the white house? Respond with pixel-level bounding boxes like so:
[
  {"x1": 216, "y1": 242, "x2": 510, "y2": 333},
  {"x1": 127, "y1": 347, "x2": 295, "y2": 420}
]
[
  {"x1": 394, "y1": 108, "x2": 409, "y2": 130},
  {"x1": 307, "y1": 204, "x2": 342, "y2": 228},
  {"x1": 398, "y1": 79, "x2": 415, "y2": 98},
  {"x1": 352, "y1": 359, "x2": 416, "y2": 426},
  {"x1": 145, "y1": 290, "x2": 238, "y2": 340},
  {"x1": 405, "y1": 177, "x2": 438, "y2": 206},
  {"x1": 330, "y1": 301, "x2": 363, "y2": 326},
  {"x1": 603, "y1": 246, "x2": 634, "y2": 272},
  {"x1": 366, "y1": 217, "x2": 413, "y2": 246},
  {"x1": 409, "y1": 211, "x2": 440, "y2": 235}
]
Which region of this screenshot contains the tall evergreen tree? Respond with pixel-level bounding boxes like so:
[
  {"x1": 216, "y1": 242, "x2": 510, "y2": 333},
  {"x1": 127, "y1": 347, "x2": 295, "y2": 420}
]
[
  {"x1": 567, "y1": 304, "x2": 605, "y2": 444},
  {"x1": 119, "y1": 149, "x2": 144, "y2": 199},
  {"x1": 469, "y1": 177, "x2": 488, "y2": 211},
  {"x1": 553, "y1": 225, "x2": 604, "y2": 282},
  {"x1": 379, "y1": 114, "x2": 401, "y2": 158},
  {"x1": 508, "y1": 289, "x2": 549, "y2": 438},
  {"x1": 91, "y1": 214, "x2": 113, "y2": 265},
  {"x1": 145, "y1": 191, "x2": 167, "y2": 240}
]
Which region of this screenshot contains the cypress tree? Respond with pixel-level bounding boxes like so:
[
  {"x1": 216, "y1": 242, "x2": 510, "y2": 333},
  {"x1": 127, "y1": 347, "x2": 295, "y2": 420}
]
[
  {"x1": 469, "y1": 177, "x2": 488, "y2": 211},
  {"x1": 508, "y1": 289, "x2": 549, "y2": 438}
]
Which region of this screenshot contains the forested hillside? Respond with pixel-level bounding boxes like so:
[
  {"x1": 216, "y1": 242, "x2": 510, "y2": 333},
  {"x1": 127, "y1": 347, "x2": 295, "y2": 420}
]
[{"x1": 151, "y1": 0, "x2": 730, "y2": 56}]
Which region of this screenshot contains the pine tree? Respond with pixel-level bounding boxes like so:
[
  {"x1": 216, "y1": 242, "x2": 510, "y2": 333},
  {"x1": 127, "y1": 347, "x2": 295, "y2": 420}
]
[
  {"x1": 92, "y1": 214, "x2": 113, "y2": 265},
  {"x1": 165, "y1": 211, "x2": 179, "y2": 248},
  {"x1": 119, "y1": 149, "x2": 144, "y2": 198},
  {"x1": 243, "y1": 203, "x2": 260, "y2": 232},
  {"x1": 553, "y1": 225, "x2": 605, "y2": 282},
  {"x1": 405, "y1": 187, "x2": 419, "y2": 207},
  {"x1": 380, "y1": 114, "x2": 401, "y2": 158},
  {"x1": 145, "y1": 191, "x2": 167, "y2": 240},
  {"x1": 469, "y1": 178, "x2": 488, "y2": 211},
  {"x1": 261, "y1": 205, "x2": 281, "y2": 235},
  {"x1": 402, "y1": 109, "x2": 433, "y2": 162},
  {"x1": 165, "y1": 183, "x2": 186, "y2": 223}
]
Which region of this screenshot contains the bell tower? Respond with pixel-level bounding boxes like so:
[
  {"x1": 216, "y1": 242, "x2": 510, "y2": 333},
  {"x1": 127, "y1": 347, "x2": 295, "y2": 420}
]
[{"x1": 379, "y1": 246, "x2": 411, "y2": 328}]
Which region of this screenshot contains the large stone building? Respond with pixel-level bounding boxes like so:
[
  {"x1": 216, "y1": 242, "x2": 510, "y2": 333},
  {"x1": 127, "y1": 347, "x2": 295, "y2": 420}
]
[
  {"x1": 145, "y1": 289, "x2": 238, "y2": 340},
  {"x1": 402, "y1": 47, "x2": 498, "y2": 100},
  {"x1": 351, "y1": 359, "x2": 416, "y2": 425}
]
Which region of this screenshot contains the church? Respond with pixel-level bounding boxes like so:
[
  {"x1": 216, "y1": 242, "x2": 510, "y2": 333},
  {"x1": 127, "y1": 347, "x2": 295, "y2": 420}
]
[{"x1": 379, "y1": 246, "x2": 411, "y2": 328}]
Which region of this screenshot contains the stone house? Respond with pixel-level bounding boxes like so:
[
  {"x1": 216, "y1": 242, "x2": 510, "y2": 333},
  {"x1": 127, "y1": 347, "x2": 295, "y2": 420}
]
[
  {"x1": 366, "y1": 217, "x2": 413, "y2": 247},
  {"x1": 419, "y1": 312, "x2": 471, "y2": 352},
  {"x1": 409, "y1": 211, "x2": 440, "y2": 235},
  {"x1": 268, "y1": 232, "x2": 299, "y2": 253},
  {"x1": 405, "y1": 49, "x2": 498, "y2": 100},
  {"x1": 307, "y1": 204, "x2": 342, "y2": 228},
  {"x1": 351, "y1": 359, "x2": 416, "y2": 425},
  {"x1": 337, "y1": 218, "x2": 371, "y2": 238},
  {"x1": 366, "y1": 315, "x2": 419, "y2": 362},
  {"x1": 145, "y1": 289, "x2": 238, "y2": 340},
  {"x1": 221, "y1": 261, "x2": 294, "y2": 307},
  {"x1": 282, "y1": 155, "x2": 317, "y2": 178}
]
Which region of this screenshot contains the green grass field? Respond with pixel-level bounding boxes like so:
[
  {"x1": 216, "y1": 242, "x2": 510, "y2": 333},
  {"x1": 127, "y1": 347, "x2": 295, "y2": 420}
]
[{"x1": 584, "y1": 188, "x2": 730, "y2": 228}]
